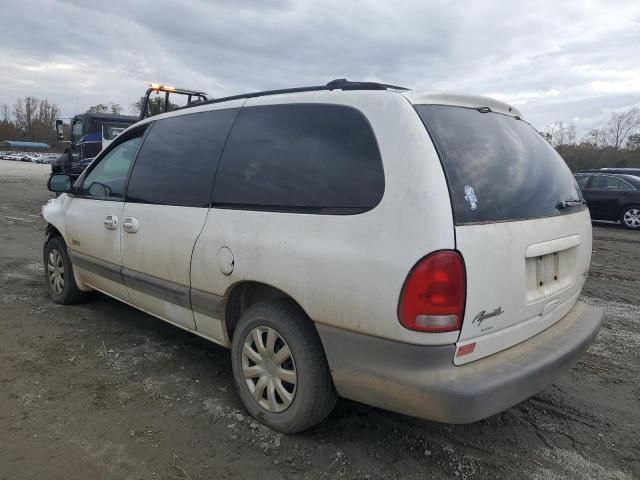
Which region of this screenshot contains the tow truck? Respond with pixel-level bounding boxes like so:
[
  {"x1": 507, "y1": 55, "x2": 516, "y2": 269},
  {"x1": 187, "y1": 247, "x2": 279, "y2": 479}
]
[{"x1": 51, "y1": 84, "x2": 208, "y2": 180}]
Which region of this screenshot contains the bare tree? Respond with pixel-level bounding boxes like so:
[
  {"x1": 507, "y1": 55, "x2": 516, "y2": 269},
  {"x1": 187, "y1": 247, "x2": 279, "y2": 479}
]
[
  {"x1": 543, "y1": 121, "x2": 576, "y2": 147},
  {"x1": 7, "y1": 96, "x2": 61, "y2": 144},
  {"x1": 32, "y1": 99, "x2": 60, "y2": 144},
  {"x1": 584, "y1": 128, "x2": 608, "y2": 149},
  {"x1": 13, "y1": 96, "x2": 40, "y2": 137},
  {"x1": 554, "y1": 122, "x2": 566, "y2": 147},
  {"x1": 606, "y1": 107, "x2": 640, "y2": 150},
  {"x1": 0, "y1": 104, "x2": 10, "y2": 123},
  {"x1": 109, "y1": 103, "x2": 123, "y2": 115},
  {"x1": 566, "y1": 121, "x2": 576, "y2": 145},
  {"x1": 37, "y1": 99, "x2": 59, "y2": 125},
  {"x1": 626, "y1": 133, "x2": 640, "y2": 150}
]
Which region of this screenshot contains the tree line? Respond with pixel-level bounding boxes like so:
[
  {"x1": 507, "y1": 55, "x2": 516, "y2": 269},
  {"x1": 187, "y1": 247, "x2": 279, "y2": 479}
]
[
  {"x1": 0, "y1": 96, "x2": 159, "y2": 152},
  {"x1": 2, "y1": 94, "x2": 640, "y2": 170},
  {"x1": 80, "y1": 97, "x2": 177, "y2": 116},
  {"x1": 540, "y1": 107, "x2": 640, "y2": 171},
  {"x1": 0, "y1": 97, "x2": 62, "y2": 149}
]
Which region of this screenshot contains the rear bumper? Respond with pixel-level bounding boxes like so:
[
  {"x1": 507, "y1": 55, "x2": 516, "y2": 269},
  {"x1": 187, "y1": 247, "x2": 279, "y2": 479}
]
[{"x1": 317, "y1": 301, "x2": 602, "y2": 423}]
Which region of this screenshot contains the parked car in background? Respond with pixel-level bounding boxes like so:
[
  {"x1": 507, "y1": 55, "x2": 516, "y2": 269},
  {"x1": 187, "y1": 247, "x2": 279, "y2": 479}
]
[
  {"x1": 574, "y1": 172, "x2": 640, "y2": 229},
  {"x1": 576, "y1": 167, "x2": 640, "y2": 176},
  {"x1": 43, "y1": 79, "x2": 602, "y2": 433},
  {"x1": 1, "y1": 152, "x2": 57, "y2": 162}
]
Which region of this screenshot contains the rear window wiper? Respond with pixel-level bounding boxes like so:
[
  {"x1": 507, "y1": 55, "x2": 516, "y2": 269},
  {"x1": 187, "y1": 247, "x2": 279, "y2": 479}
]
[{"x1": 557, "y1": 199, "x2": 585, "y2": 210}]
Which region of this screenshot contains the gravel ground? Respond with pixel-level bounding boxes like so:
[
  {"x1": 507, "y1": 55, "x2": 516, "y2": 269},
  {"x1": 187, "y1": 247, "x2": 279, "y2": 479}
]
[{"x1": 0, "y1": 159, "x2": 638, "y2": 480}]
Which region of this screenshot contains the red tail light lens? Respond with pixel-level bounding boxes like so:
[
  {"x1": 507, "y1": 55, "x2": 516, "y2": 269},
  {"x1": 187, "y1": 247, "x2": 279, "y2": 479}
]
[{"x1": 398, "y1": 250, "x2": 466, "y2": 332}]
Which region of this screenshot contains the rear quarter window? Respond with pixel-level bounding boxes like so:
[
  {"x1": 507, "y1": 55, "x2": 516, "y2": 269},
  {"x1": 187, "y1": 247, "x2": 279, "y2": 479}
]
[
  {"x1": 211, "y1": 103, "x2": 384, "y2": 214},
  {"x1": 416, "y1": 105, "x2": 583, "y2": 224}
]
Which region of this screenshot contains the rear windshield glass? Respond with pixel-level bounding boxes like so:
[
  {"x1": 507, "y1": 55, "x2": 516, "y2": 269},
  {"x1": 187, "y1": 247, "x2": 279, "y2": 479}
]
[{"x1": 416, "y1": 105, "x2": 583, "y2": 224}]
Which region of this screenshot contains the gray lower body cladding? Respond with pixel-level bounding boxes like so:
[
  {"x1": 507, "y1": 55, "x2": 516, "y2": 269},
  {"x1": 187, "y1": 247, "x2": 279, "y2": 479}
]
[
  {"x1": 69, "y1": 250, "x2": 123, "y2": 284},
  {"x1": 69, "y1": 249, "x2": 224, "y2": 316},
  {"x1": 316, "y1": 301, "x2": 602, "y2": 424}
]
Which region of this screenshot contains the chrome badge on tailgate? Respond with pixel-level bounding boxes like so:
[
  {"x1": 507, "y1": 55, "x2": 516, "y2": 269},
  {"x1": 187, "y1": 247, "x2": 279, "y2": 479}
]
[{"x1": 472, "y1": 306, "x2": 504, "y2": 328}]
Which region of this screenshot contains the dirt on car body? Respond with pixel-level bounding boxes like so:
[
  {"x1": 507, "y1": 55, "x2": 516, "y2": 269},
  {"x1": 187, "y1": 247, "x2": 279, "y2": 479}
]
[{"x1": 0, "y1": 160, "x2": 638, "y2": 480}]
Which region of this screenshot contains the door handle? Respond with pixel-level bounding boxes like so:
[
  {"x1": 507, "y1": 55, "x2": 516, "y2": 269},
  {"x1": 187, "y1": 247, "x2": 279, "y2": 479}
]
[
  {"x1": 104, "y1": 215, "x2": 119, "y2": 230},
  {"x1": 122, "y1": 217, "x2": 139, "y2": 233}
]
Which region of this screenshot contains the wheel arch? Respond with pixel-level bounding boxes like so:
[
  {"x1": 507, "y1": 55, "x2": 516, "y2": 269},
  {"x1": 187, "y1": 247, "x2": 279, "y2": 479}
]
[
  {"x1": 42, "y1": 194, "x2": 72, "y2": 246},
  {"x1": 620, "y1": 203, "x2": 640, "y2": 228},
  {"x1": 45, "y1": 223, "x2": 63, "y2": 243},
  {"x1": 223, "y1": 281, "x2": 319, "y2": 345},
  {"x1": 620, "y1": 202, "x2": 640, "y2": 213},
  {"x1": 44, "y1": 223, "x2": 93, "y2": 293}
]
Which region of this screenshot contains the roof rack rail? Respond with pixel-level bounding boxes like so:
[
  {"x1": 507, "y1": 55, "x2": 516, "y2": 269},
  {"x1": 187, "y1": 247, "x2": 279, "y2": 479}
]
[
  {"x1": 176, "y1": 79, "x2": 409, "y2": 112},
  {"x1": 325, "y1": 78, "x2": 409, "y2": 91}
]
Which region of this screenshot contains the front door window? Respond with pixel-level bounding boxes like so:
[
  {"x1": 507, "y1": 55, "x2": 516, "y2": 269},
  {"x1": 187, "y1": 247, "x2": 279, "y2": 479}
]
[{"x1": 80, "y1": 136, "x2": 141, "y2": 199}]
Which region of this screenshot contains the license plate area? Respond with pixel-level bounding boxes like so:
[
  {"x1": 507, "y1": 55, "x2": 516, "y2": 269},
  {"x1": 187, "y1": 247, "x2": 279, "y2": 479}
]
[{"x1": 525, "y1": 247, "x2": 577, "y2": 303}]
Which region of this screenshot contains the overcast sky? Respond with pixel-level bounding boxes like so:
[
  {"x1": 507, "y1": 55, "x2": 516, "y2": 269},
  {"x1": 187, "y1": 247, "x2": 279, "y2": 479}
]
[{"x1": 1, "y1": 0, "x2": 639, "y2": 136}]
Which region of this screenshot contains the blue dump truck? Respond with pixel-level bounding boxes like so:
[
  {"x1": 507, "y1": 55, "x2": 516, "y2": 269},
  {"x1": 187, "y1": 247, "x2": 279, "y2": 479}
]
[{"x1": 52, "y1": 84, "x2": 207, "y2": 180}]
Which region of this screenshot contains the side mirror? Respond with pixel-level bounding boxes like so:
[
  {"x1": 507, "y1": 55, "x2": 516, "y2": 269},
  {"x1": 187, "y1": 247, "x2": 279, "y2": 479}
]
[
  {"x1": 55, "y1": 119, "x2": 65, "y2": 140},
  {"x1": 48, "y1": 174, "x2": 73, "y2": 193}
]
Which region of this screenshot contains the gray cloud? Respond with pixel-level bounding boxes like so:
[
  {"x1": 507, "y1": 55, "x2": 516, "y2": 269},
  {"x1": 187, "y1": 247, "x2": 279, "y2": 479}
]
[{"x1": 1, "y1": 0, "x2": 639, "y2": 137}]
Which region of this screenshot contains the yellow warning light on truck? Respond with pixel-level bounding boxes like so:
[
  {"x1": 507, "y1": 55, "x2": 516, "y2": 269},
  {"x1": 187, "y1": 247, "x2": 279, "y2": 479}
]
[
  {"x1": 149, "y1": 83, "x2": 177, "y2": 92},
  {"x1": 139, "y1": 84, "x2": 208, "y2": 120}
]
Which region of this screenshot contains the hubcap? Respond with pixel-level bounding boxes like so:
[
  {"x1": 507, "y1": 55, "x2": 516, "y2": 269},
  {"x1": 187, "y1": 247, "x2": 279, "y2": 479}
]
[
  {"x1": 241, "y1": 326, "x2": 297, "y2": 413},
  {"x1": 623, "y1": 208, "x2": 640, "y2": 228},
  {"x1": 47, "y1": 249, "x2": 65, "y2": 295}
]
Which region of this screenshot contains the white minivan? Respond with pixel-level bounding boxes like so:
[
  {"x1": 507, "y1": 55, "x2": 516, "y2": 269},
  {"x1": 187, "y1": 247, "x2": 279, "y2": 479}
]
[{"x1": 43, "y1": 79, "x2": 602, "y2": 433}]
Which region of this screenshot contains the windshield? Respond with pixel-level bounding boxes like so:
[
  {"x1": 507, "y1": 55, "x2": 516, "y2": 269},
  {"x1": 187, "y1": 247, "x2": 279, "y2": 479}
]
[
  {"x1": 71, "y1": 120, "x2": 83, "y2": 143},
  {"x1": 416, "y1": 105, "x2": 583, "y2": 224}
]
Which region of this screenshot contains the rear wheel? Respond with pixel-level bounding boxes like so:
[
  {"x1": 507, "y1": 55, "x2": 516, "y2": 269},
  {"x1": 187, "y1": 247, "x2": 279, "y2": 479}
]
[
  {"x1": 43, "y1": 236, "x2": 88, "y2": 304},
  {"x1": 231, "y1": 299, "x2": 337, "y2": 433},
  {"x1": 620, "y1": 205, "x2": 640, "y2": 230}
]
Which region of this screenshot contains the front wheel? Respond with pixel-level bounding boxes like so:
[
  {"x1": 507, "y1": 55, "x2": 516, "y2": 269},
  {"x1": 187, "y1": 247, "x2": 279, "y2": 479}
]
[
  {"x1": 231, "y1": 299, "x2": 337, "y2": 433},
  {"x1": 620, "y1": 205, "x2": 640, "y2": 230},
  {"x1": 43, "y1": 236, "x2": 88, "y2": 304}
]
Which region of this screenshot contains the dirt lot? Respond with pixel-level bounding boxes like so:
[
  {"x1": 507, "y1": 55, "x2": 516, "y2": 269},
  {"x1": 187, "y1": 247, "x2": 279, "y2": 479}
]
[{"x1": 1, "y1": 159, "x2": 638, "y2": 480}]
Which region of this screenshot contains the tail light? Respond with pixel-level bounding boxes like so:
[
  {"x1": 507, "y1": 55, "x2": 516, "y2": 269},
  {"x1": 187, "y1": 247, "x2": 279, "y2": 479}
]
[{"x1": 398, "y1": 250, "x2": 466, "y2": 332}]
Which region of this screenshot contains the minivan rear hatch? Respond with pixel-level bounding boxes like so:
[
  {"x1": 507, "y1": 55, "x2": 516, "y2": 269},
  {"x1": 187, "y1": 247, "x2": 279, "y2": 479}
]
[{"x1": 415, "y1": 104, "x2": 592, "y2": 365}]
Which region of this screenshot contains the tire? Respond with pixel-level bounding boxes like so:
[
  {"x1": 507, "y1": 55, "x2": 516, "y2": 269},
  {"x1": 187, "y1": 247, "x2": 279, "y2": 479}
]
[
  {"x1": 43, "y1": 236, "x2": 88, "y2": 304},
  {"x1": 620, "y1": 205, "x2": 640, "y2": 230},
  {"x1": 231, "y1": 299, "x2": 337, "y2": 433}
]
